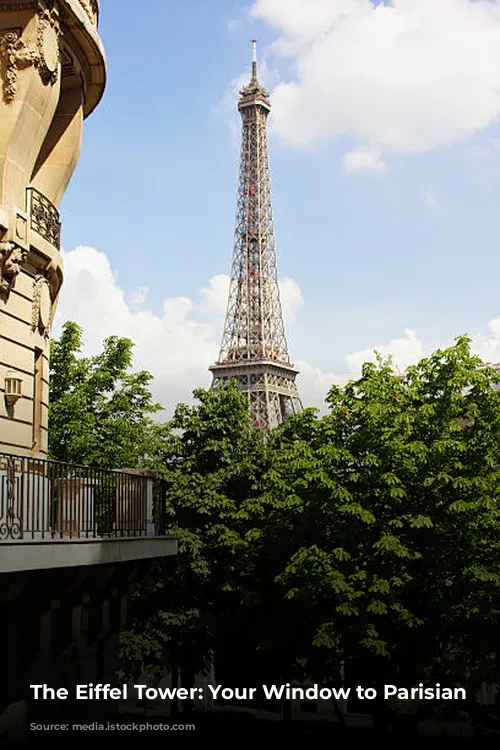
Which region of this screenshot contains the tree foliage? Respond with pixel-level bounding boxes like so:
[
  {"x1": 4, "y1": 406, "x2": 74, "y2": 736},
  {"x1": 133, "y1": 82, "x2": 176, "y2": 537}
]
[
  {"x1": 256, "y1": 336, "x2": 500, "y2": 722},
  {"x1": 49, "y1": 324, "x2": 500, "y2": 727},
  {"x1": 121, "y1": 382, "x2": 268, "y2": 696},
  {"x1": 49, "y1": 321, "x2": 162, "y2": 468}
]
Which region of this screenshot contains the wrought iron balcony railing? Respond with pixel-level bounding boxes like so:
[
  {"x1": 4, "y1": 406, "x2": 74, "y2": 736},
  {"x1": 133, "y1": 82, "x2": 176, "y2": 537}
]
[
  {"x1": 27, "y1": 187, "x2": 61, "y2": 250},
  {"x1": 0, "y1": 453, "x2": 168, "y2": 542}
]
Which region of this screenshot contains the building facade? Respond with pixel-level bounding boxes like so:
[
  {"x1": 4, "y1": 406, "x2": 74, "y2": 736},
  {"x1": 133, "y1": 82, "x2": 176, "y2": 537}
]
[
  {"x1": 0, "y1": 0, "x2": 104, "y2": 457},
  {"x1": 0, "y1": 3, "x2": 178, "y2": 738}
]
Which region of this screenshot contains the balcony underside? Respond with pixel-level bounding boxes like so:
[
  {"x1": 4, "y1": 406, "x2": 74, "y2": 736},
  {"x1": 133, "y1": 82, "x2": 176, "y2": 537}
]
[{"x1": 0, "y1": 535, "x2": 177, "y2": 573}]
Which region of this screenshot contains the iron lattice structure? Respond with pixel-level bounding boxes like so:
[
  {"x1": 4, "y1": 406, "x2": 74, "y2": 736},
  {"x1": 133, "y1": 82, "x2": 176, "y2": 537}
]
[{"x1": 210, "y1": 42, "x2": 302, "y2": 430}]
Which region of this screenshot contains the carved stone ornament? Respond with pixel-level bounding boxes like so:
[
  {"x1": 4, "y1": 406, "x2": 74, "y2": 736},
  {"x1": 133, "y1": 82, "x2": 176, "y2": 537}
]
[
  {"x1": 0, "y1": 242, "x2": 28, "y2": 299},
  {"x1": 32, "y1": 273, "x2": 51, "y2": 337},
  {"x1": 35, "y1": 0, "x2": 60, "y2": 85},
  {"x1": 0, "y1": 3, "x2": 60, "y2": 104},
  {"x1": 0, "y1": 29, "x2": 36, "y2": 104}
]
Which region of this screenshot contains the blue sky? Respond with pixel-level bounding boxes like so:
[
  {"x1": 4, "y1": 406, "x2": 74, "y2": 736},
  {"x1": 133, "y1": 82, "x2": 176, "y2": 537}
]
[{"x1": 55, "y1": 0, "x2": 500, "y2": 414}]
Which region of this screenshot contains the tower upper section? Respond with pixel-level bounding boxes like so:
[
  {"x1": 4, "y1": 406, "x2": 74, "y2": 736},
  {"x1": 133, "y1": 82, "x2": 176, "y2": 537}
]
[
  {"x1": 238, "y1": 40, "x2": 270, "y2": 112},
  {"x1": 216, "y1": 40, "x2": 290, "y2": 366}
]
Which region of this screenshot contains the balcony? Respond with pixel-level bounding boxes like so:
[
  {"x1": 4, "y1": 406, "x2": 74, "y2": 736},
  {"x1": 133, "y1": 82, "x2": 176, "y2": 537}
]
[
  {"x1": 27, "y1": 188, "x2": 61, "y2": 250},
  {"x1": 0, "y1": 452, "x2": 177, "y2": 573}
]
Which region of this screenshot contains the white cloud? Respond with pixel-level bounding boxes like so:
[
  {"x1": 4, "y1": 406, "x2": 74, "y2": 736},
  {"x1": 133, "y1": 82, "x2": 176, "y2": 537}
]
[
  {"x1": 54, "y1": 247, "x2": 500, "y2": 420},
  {"x1": 343, "y1": 148, "x2": 387, "y2": 174},
  {"x1": 296, "y1": 360, "x2": 349, "y2": 411},
  {"x1": 55, "y1": 247, "x2": 219, "y2": 416},
  {"x1": 129, "y1": 286, "x2": 149, "y2": 309},
  {"x1": 54, "y1": 248, "x2": 310, "y2": 417},
  {"x1": 249, "y1": 0, "x2": 500, "y2": 165},
  {"x1": 251, "y1": 0, "x2": 357, "y2": 44},
  {"x1": 345, "y1": 328, "x2": 424, "y2": 374},
  {"x1": 296, "y1": 329, "x2": 424, "y2": 413},
  {"x1": 213, "y1": 72, "x2": 248, "y2": 144},
  {"x1": 198, "y1": 274, "x2": 230, "y2": 315},
  {"x1": 471, "y1": 316, "x2": 500, "y2": 363},
  {"x1": 279, "y1": 276, "x2": 304, "y2": 322}
]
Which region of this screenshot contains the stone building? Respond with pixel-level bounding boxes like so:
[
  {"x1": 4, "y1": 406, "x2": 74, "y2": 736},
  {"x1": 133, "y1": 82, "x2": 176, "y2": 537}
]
[
  {"x1": 0, "y1": 0, "x2": 104, "y2": 457},
  {"x1": 0, "y1": 2, "x2": 177, "y2": 737}
]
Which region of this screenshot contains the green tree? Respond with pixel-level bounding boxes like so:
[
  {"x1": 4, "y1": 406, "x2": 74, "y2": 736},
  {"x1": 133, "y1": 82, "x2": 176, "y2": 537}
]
[
  {"x1": 52, "y1": 323, "x2": 500, "y2": 732},
  {"x1": 247, "y1": 337, "x2": 500, "y2": 730},
  {"x1": 120, "y1": 382, "x2": 268, "y2": 713},
  {"x1": 49, "y1": 321, "x2": 162, "y2": 469}
]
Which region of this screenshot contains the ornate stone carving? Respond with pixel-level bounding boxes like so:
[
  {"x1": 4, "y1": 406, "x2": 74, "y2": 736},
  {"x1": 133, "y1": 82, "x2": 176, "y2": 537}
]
[
  {"x1": 35, "y1": 0, "x2": 60, "y2": 85},
  {"x1": 0, "y1": 241, "x2": 28, "y2": 299},
  {"x1": 32, "y1": 273, "x2": 51, "y2": 337},
  {"x1": 0, "y1": 3, "x2": 59, "y2": 104},
  {"x1": 0, "y1": 29, "x2": 36, "y2": 104}
]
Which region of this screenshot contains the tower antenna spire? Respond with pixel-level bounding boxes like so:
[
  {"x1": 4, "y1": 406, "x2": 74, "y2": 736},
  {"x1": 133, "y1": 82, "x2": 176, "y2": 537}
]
[{"x1": 251, "y1": 39, "x2": 258, "y2": 81}]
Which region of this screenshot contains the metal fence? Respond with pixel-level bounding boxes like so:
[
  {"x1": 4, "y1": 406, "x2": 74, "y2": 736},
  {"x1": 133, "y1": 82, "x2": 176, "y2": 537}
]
[
  {"x1": 27, "y1": 187, "x2": 61, "y2": 249},
  {"x1": 0, "y1": 453, "x2": 167, "y2": 542}
]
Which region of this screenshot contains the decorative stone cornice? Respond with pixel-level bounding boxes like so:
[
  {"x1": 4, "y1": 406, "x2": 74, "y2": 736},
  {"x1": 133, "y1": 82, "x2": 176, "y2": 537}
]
[
  {"x1": 0, "y1": 1, "x2": 98, "y2": 26},
  {"x1": 0, "y1": 2, "x2": 104, "y2": 115},
  {"x1": 0, "y1": 241, "x2": 28, "y2": 299},
  {"x1": 0, "y1": 2, "x2": 60, "y2": 104}
]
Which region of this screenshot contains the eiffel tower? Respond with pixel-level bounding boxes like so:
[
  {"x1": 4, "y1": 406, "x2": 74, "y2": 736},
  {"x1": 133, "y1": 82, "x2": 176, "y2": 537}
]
[{"x1": 210, "y1": 41, "x2": 303, "y2": 430}]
